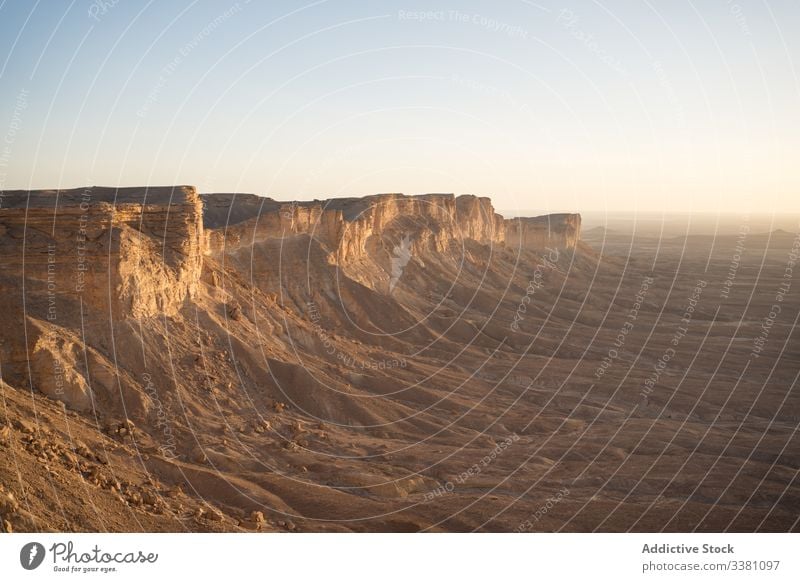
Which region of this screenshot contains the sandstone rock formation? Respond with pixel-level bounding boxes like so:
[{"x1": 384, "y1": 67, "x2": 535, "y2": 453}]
[
  {"x1": 0, "y1": 186, "x2": 203, "y2": 411},
  {"x1": 1, "y1": 185, "x2": 797, "y2": 534},
  {"x1": 203, "y1": 191, "x2": 577, "y2": 260},
  {"x1": 1, "y1": 185, "x2": 576, "y2": 414}
]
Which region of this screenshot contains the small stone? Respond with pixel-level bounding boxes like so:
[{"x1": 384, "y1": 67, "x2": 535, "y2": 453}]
[
  {"x1": 166, "y1": 485, "x2": 183, "y2": 498},
  {"x1": 74, "y1": 440, "x2": 91, "y2": 457},
  {"x1": 141, "y1": 491, "x2": 158, "y2": 506},
  {"x1": 227, "y1": 303, "x2": 242, "y2": 321},
  {"x1": 204, "y1": 506, "x2": 224, "y2": 521},
  {"x1": 13, "y1": 419, "x2": 34, "y2": 434},
  {"x1": 0, "y1": 492, "x2": 19, "y2": 514},
  {"x1": 250, "y1": 510, "x2": 265, "y2": 523}
]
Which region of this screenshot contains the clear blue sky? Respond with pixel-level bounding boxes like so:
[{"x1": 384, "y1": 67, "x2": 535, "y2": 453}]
[{"x1": 0, "y1": 0, "x2": 798, "y2": 213}]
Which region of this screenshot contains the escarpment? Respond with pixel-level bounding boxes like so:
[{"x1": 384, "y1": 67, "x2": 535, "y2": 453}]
[
  {"x1": 0, "y1": 185, "x2": 579, "y2": 413},
  {"x1": 202, "y1": 192, "x2": 578, "y2": 259}
]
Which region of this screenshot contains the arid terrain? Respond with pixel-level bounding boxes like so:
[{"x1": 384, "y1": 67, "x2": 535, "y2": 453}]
[{"x1": 0, "y1": 186, "x2": 797, "y2": 532}]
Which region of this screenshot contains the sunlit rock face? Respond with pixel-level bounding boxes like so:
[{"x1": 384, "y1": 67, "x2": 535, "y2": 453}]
[
  {"x1": 203, "y1": 192, "x2": 578, "y2": 259},
  {"x1": 0, "y1": 185, "x2": 203, "y2": 411}
]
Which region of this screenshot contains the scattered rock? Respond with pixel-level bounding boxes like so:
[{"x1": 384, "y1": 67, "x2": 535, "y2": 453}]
[
  {"x1": 238, "y1": 519, "x2": 261, "y2": 531},
  {"x1": 203, "y1": 506, "x2": 224, "y2": 522},
  {"x1": 166, "y1": 485, "x2": 183, "y2": 498},
  {"x1": 13, "y1": 419, "x2": 34, "y2": 434},
  {"x1": 0, "y1": 492, "x2": 19, "y2": 514},
  {"x1": 227, "y1": 303, "x2": 242, "y2": 321},
  {"x1": 141, "y1": 490, "x2": 158, "y2": 506},
  {"x1": 73, "y1": 440, "x2": 92, "y2": 458},
  {"x1": 250, "y1": 510, "x2": 265, "y2": 523},
  {"x1": 191, "y1": 448, "x2": 208, "y2": 464}
]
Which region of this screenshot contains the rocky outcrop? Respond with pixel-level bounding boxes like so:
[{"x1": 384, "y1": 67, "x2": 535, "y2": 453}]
[
  {"x1": 455, "y1": 195, "x2": 505, "y2": 245},
  {"x1": 504, "y1": 213, "x2": 581, "y2": 251},
  {"x1": 205, "y1": 193, "x2": 482, "y2": 260},
  {"x1": 0, "y1": 186, "x2": 578, "y2": 411},
  {"x1": 0, "y1": 186, "x2": 203, "y2": 410},
  {"x1": 204, "y1": 192, "x2": 578, "y2": 260},
  {"x1": 0, "y1": 186, "x2": 204, "y2": 320}
]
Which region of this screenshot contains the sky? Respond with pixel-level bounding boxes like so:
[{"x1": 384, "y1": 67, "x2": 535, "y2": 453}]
[{"x1": 0, "y1": 0, "x2": 798, "y2": 214}]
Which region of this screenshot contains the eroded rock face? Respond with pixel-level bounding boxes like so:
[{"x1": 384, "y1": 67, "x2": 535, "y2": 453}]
[
  {"x1": 0, "y1": 186, "x2": 578, "y2": 414},
  {"x1": 28, "y1": 319, "x2": 93, "y2": 410},
  {"x1": 203, "y1": 192, "x2": 577, "y2": 259},
  {"x1": 0, "y1": 186, "x2": 203, "y2": 411},
  {"x1": 0, "y1": 186, "x2": 204, "y2": 320}
]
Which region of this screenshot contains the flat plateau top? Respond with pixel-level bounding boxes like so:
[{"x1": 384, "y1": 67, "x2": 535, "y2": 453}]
[{"x1": 0, "y1": 186, "x2": 197, "y2": 210}]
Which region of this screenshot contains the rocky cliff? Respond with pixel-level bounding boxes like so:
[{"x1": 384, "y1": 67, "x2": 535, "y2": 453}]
[
  {"x1": 203, "y1": 192, "x2": 577, "y2": 259},
  {"x1": 0, "y1": 186, "x2": 203, "y2": 410},
  {"x1": 0, "y1": 186, "x2": 578, "y2": 412},
  {"x1": 0, "y1": 185, "x2": 203, "y2": 320}
]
